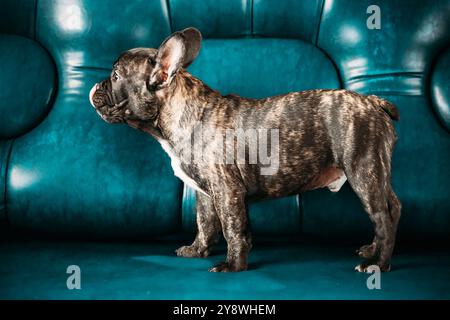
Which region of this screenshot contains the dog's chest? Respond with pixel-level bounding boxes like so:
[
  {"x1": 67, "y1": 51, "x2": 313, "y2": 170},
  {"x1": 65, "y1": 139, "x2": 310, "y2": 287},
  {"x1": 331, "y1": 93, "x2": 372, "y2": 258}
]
[{"x1": 158, "y1": 139, "x2": 208, "y2": 196}]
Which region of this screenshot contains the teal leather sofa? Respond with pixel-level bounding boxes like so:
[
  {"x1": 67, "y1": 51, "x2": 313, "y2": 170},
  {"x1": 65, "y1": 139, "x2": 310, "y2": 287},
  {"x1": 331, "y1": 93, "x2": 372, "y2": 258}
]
[{"x1": 1, "y1": 0, "x2": 449, "y2": 299}]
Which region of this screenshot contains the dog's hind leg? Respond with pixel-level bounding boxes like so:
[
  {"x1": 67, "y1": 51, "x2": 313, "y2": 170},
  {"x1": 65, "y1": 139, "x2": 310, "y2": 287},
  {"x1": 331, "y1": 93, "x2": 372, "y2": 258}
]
[
  {"x1": 176, "y1": 191, "x2": 222, "y2": 258},
  {"x1": 381, "y1": 188, "x2": 401, "y2": 266},
  {"x1": 345, "y1": 155, "x2": 400, "y2": 272}
]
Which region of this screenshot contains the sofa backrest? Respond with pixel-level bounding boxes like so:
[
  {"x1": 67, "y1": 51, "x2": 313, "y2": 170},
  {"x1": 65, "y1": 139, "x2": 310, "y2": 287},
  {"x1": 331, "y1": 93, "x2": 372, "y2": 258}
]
[{"x1": 0, "y1": 0, "x2": 449, "y2": 239}]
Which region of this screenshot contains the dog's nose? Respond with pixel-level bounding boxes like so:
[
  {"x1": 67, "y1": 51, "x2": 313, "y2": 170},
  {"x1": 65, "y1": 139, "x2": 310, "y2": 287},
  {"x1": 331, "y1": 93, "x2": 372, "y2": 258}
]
[{"x1": 89, "y1": 84, "x2": 98, "y2": 108}]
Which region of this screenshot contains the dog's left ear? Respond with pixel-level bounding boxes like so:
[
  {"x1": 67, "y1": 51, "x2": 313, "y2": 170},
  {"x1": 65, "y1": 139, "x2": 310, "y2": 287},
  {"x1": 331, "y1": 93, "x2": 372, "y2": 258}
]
[{"x1": 149, "y1": 27, "x2": 202, "y2": 89}]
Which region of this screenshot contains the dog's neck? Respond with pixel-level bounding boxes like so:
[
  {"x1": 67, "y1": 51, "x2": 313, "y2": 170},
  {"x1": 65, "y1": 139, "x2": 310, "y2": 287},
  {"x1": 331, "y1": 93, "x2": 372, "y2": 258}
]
[
  {"x1": 156, "y1": 70, "x2": 222, "y2": 144},
  {"x1": 125, "y1": 71, "x2": 219, "y2": 142}
]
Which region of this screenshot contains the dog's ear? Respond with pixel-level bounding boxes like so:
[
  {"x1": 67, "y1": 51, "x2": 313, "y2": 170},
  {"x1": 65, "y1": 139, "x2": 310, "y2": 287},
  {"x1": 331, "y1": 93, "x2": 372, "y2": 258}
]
[{"x1": 149, "y1": 27, "x2": 202, "y2": 89}]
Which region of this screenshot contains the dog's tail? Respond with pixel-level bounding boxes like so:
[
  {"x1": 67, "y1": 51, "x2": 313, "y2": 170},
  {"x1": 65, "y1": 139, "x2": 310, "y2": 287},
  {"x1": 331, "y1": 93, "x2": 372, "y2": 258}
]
[{"x1": 368, "y1": 95, "x2": 400, "y2": 121}]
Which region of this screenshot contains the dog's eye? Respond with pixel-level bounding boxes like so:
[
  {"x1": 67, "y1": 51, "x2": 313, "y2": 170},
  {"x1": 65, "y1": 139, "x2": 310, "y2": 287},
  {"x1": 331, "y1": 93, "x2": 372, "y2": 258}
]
[{"x1": 112, "y1": 71, "x2": 120, "y2": 81}]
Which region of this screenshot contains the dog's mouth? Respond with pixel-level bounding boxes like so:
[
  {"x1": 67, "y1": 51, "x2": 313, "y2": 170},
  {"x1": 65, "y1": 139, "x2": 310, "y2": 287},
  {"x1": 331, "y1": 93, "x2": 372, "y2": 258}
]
[{"x1": 89, "y1": 83, "x2": 128, "y2": 124}]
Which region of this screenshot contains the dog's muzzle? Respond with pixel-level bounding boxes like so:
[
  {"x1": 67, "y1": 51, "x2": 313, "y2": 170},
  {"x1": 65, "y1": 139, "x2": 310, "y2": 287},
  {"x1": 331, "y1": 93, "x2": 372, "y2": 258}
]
[
  {"x1": 89, "y1": 83, "x2": 98, "y2": 108},
  {"x1": 88, "y1": 82, "x2": 129, "y2": 123},
  {"x1": 89, "y1": 83, "x2": 109, "y2": 121}
]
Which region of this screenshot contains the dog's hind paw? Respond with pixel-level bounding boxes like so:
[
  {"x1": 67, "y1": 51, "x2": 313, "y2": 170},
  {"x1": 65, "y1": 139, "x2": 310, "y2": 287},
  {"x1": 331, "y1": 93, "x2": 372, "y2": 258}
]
[
  {"x1": 209, "y1": 261, "x2": 247, "y2": 272},
  {"x1": 175, "y1": 245, "x2": 209, "y2": 258},
  {"x1": 354, "y1": 264, "x2": 370, "y2": 273}
]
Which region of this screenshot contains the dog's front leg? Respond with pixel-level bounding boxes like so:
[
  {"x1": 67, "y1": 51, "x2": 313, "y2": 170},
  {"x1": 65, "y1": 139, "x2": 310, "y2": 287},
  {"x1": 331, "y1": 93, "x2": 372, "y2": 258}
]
[
  {"x1": 209, "y1": 189, "x2": 251, "y2": 272},
  {"x1": 176, "y1": 191, "x2": 221, "y2": 258}
]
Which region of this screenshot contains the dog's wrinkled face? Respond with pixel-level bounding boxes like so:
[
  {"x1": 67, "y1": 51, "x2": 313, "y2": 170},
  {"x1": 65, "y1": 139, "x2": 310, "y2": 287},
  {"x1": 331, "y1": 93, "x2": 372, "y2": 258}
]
[
  {"x1": 89, "y1": 48, "x2": 159, "y2": 124},
  {"x1": 89, "y1": 28, "x2": 202, "y2": 124}
]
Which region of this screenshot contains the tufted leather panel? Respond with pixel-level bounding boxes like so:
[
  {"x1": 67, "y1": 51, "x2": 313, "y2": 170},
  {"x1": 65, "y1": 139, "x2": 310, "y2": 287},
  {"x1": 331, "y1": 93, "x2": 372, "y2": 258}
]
[
  {"x1": 0, "y1": 141, "x2": 12, "y2": 225},
  {"x1": 169, "y1": 0, "x2": 252, "y2": 38},
  {"x1": 187, "y1": 38, "x2": 340, "y2": 97},
  {"x1": 431, "y1": 46, "x2": 450, "y2": 131},
  {"x1": 317, "y1": 0, "x2": 450, "y2": 93},
  {"x1": 0, "y1": 0, "x2": 36, "y2": 38},
  {"x1": 0, "y1": 35, "x2": 56, "y2": 139},
  {"x1": 36, "y1": 0, "x2": 171, "y2": 70},
  {"x1": 253, "y1": 0, "x2": 323, "y2": 42}
]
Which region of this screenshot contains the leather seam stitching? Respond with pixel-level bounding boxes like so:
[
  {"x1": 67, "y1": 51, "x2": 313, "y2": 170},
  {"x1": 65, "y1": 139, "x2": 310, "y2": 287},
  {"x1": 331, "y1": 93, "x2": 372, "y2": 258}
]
[
  {"x1": 314, "y1": 0, "x2": 326, "y2": 45},
  {"x1": 2, "y1": 140, "x2": 14, "y2": 226},
  {"x1": 347, "y1": 72, "x2": 424, "y2": 81},
  {"x1": 250, "y1": 0, "x2": 254, "y2": 37},
  {"x1": 33, "y1": 0, "x2": 38, "y2": 40},
  {"x1": 165, "y1": 0, "x2": 174, "y2": 33}
]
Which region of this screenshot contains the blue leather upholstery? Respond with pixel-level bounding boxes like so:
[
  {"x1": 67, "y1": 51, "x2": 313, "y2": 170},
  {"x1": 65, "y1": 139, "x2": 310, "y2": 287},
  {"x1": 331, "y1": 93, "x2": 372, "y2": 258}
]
[
  {"x1": 253, "y1": 0, "x2": 323, "y2": 42},
  {"x1": 188, "y1": 38, "x2": 340, "y2": 96},
  {"x1": 431, "y1": 46, "x2": 450, "y2": 131},
  {"x1": 1, "y1": 0, "x2": 450, "y2": 301},
  {"x1": 0, "y1": 0, "x2": 449, "y2": 239},
  {"x1": 2, "y1": 0, "x2": 181, "y2": 236},
  {"x1": 170, "y1": 0, "x2": 252, "y2": 38},
  {"x1": 0, "y1": 35, "x2": 56, "y2": 139},
  {"x1": 3, "y1": 239, "x2": 450, "y2": 299},
  {"x1": 0, "y1": 141, "x2": 12, "y2": 225},
  {"x1": 317, "y1": 0, "x2": 450, "y2": 90},
  {"x1": 0, "y1": 0, "x2": 36, "y2": 38},
  {"x1": 37, "y1": 0, "x2": 171, "y2": 69}
]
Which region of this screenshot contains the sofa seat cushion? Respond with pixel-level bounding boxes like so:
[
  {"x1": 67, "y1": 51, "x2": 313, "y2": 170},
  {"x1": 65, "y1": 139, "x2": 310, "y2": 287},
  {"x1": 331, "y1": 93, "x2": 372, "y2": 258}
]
[{"x1": 1, "y1": 239, "x2": 449, "y2": 299}]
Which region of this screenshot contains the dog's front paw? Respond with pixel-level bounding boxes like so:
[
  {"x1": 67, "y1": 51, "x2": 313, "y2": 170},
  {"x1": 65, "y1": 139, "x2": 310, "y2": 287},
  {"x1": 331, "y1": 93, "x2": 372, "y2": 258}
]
[
  {"x1": 355, "y1": 243, "x2": 378, "y2": 259},
  {"x1": 354, "y1": 262, "x2": 391, "y2": 273},
  {"x1": 354, "y1": 263, "x2": 371, "y2": 273},
  {"x1": 208, "y1": 261, "x2": 247, "y2": 272},
  {"x1": 175, "y1": 245, "x2": 209, "y2": 258}
]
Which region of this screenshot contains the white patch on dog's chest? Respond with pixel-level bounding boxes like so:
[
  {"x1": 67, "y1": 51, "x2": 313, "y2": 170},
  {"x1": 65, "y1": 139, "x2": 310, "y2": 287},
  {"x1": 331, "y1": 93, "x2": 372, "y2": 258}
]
[
  {"x1": 327, "y1": 173, "x2": 347, "y2": 192},
  {"x1": 158, "y1": 139, "x2": 209, "y2": 196}
]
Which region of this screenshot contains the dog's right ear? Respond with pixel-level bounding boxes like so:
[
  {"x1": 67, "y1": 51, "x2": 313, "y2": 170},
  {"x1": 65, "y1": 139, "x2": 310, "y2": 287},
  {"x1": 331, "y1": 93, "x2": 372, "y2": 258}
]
[{"x1": 149, "y1": 27, "x2": 202, "y2": 89}]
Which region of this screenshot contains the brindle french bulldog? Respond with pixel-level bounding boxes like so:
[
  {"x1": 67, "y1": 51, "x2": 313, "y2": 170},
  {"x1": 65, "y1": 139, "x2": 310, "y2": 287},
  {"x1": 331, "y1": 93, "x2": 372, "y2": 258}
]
[{"x1": 89, "y1": 28, "x2": 401, "y2": 273}]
